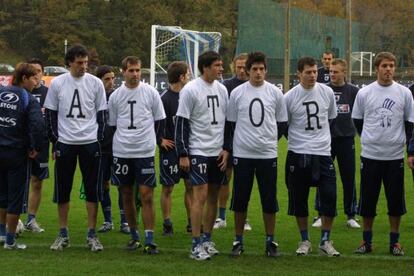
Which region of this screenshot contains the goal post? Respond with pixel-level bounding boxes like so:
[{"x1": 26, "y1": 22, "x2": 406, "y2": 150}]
[
  {"x1": 150, "y1": 25, "x2": 222, "y2": 90},
  {"x1": 351, "y1": 51, "x2": 374, "y2": 76}
]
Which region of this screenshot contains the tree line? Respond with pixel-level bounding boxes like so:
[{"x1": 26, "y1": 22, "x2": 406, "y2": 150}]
[{"x1": 0, "y1": 0, "x2": 412, "y2": 71}]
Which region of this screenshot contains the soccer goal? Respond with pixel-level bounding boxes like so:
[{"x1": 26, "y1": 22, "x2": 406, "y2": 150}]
[
  {"x1": 351, "y1": 51, "x2": 374, "y2": 76},
  {"x1": 150, "y1": 25, "x2": 222, "y2": 90}
]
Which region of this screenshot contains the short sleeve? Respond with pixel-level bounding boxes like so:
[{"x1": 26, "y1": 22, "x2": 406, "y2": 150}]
[{"x1": 176, "y1": 86, "x2": 193, "y2": 119}]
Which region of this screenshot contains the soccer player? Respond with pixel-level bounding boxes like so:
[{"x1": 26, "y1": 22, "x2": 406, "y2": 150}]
[
  {"x1": 95, "y1": 65, "x2": 130, "y2": 234},
  {"x1": 317, "y1": 51, "x2": 334, "y2": 84},
  {"x1": 227, "y1": 52, "x2": 287, "y2": 257},
  {"x1": 108, "y1": 56, "x2": 165, "y2": 254},
  {"x1": 312, "y1": 59, "x2": 360, "y2": 229},
  {"x1": 352, "y1": 52, "x2": 414, "y2": 256},
  {"x1": 158, "y1": 61, "x2": 192, "y2": 236},
  {"x1": 0, "y1": 63, "x2": 45, "y2": 249},
  {"x1": 44, "y1": 44, "x2": 107, "y2": 252},
  {"x1": 24, "y1": 58, "x2": 49, "y2": 233},
  {"x1": 285, "y1": 56, "x2": 340, "y2": 257},
  {"x1": 214, "y1": 53, "x2": 252, "y2": 231},
  {"x1": 175, "y1": 51, "x2": 229, "y2": 261}
]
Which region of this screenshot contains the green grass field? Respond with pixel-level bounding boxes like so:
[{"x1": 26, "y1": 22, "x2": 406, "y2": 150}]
[{"x1": 2, "y1": 138, "x2": 414, "y2": 275}]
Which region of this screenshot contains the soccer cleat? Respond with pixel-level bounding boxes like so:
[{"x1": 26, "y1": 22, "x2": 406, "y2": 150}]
[
  {"x1": 98, "y1": 222, "x2": 114, "y2": 233},
  {"x1": 244, "y1": 220, "x2": 252, "y2": 231},
  {"x1": 296, "y1": 240, "x2": 312, "y2": 256},
  {"x1": 319, "y1": 240, "x2": 340, "y2": 256},
  {"x1": 0, "y1": 235, "x2": 5, "y2": 245},
  {"x1": 120, "y1": 223, "x2": 131, "y2": 234},
  {"x1": 190, "y1": 244, "x2": 211, "y2": 261},
  {"x1": 87, "y1": 236, "x2": 104, "y2": 252},
  {"x1": 390, "y1": 243, "x2": 404, "y2": 256},
  {"x1": 143, "y1": 243, "x2": 159, "y2": 255},
  {"x1": 162, "y1": 223, "x2": 174, "y2": 236},
  {"x1": 312, "y1": 217, "x2": 322, "y2": 228},
  {"x1": 231, "y1": 241, "x2": 244, "y2": 257},
  {"x1": 4, "y1": 242, "x2": 27, "y2": 250},
  {"x1": 354, "y1": 241, "x2": 372, "y2": 254},
  {"x1": 125, "y1": 239, "x2": 142, "y2": 251},
  {"x1": 25, "y1": 219, "x2": 45, "y2": 233},
  {"x1": 213, "y1": 218, "x2": 227, "y2": 229},
  {"x1": 203, "y1": 241, "x2": 219, "y2": 255},
  {"x1": 346, "y1": 219, "x2": 361, "y2": 229},
  {"x1": 50, "y1": 236, "x2": 70, "y2": 251},
  {"x1": 266, "y1": 241, "x2": 279, "y2": 257},
  {"x1": 186, "y1": 224, "x2": 192, "y2": 234}
]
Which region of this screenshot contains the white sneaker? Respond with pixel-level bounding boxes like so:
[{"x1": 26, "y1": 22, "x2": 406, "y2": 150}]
[
  {"x1": 190, "y1": 244, "x2": 211, "y2": 261},
  {"x1": 244, "y1": 220, "x2": 252, "y2": 231},
  {"x1": 87, "y1": 237, "x2": 104, "y2": 252},
  {"x1": 312, "y1": 217, "x2": 322, "y2": 228},
  {"x1": 319, "y1": 240, "x2": 340, "y2": 256},
  {"x1": 203, "y1": 241, "x2": 219, "y2": 255},
  {"x1": 25, "y1": 219, "x2": 45, "y2": 233},
  {"x1": 50, "y1": 236, "x2": 70, "y2": 251},
  {"x1": 4, "y1": 242, "x2": 27, "y2": 250},
  {"x1": 296, "y1": 240, "x2": 312, "y2": 256},
  {"x1": 346, "y1": 218, "x2": 361, "y2": 229},
  {"x1": 213, "y1": 218, "x2": 227, "y2": 229}
]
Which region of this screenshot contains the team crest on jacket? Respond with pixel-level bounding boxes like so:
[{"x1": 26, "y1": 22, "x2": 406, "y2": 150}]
[
  {"x1": 191, "y1": 158, "x2": 197, "y2": 165},
  {"x1": 290, "y1": 165, "x2": 294, "y2": 172},
  {"x1": 233, "y1": 158, "x2": 238, "y2": 166},
  {"x1": 163, "y1": 159, "x2": 168, "y2": 166}
]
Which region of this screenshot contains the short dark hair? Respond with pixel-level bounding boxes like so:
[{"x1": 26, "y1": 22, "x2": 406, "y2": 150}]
[
  {"x1": 96, "y1": 65, "x2": 113, "y2": 79},
  {"x1": 246, "y1": 52, "x2": 267, "y2": 71},
  {"x1": 374, "y1": 52, "x2": 396, "y2": 67},
  {"x1": 27, "y1": 58, "x2": 44, "y2": 71},
  {"x1": 167, "y1": 61, "x2": 188, "y2": 84},
  {"x1": 322, "y1": 51, "x2": 334, "y2": 58},
  {"x1": 65, "y1": 44, "x2": 89, "y2": 66},
  {"x1": 297, "y1": 56, "x2": 317, "y2": 72},
  {"x1": 12, "y1": 63, "x2": 37, "y2": 85},
  {"x1": 198, "y1": 51, "x2": 222, "y2": 74},
  {"x1": 121, "y1": 56, "x2": 141, "y2": 71}
]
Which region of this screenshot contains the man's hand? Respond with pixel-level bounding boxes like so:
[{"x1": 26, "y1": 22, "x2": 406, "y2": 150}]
[
  {"x1": 28, "y1": 149, "x2": 39, "y2": 159},
  {"x1": 180, "y1": 156, "x2": 190, "y2": 172},
  {"x1": 160, "y1": 138, "x2": 175, "y2": 151},
  {"x1": 217, "y1": 150, "x2": 229, "y2": 172},
  {"x1": 408, "y1": 156, "x2": 414, "y2": 169}
]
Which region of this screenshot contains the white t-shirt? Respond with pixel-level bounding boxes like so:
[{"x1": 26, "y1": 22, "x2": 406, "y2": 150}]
[
  {"x1": 108, "y1": 82, "x2": 166, "y2": 158},
  {"x1": 176, "y1": 77, "x2": 228, "y2": 157},
  {"x1": 43, "y1": 72, "x2": 107, "y2": 145},
  {"x1": 227, "y1": 81, "x2": 288, "y2": 158},
  {"x1": 352, "y1": 81, "x2": 414, "y2": 160},
  {"x1": 285, "y1": 82, "x2": 337, "y2": 156}
]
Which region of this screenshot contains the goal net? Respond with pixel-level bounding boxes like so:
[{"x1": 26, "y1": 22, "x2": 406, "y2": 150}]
[
  {"x1": 150, "y1": 25, "x2": 221, "y2": 91},
  {"x1": 351, "y1": 51, "x2": 374, "y2": 76}
]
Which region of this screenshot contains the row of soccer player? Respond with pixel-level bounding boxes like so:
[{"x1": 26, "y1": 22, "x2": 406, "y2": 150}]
[{"x1": 1, "y1": 44, "x2": 414, "y2": 260}]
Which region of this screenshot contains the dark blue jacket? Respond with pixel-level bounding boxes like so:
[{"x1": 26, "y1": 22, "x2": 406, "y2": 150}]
[{"x1": 0, "y1": 85, "x2": 45, "y2": 151}]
